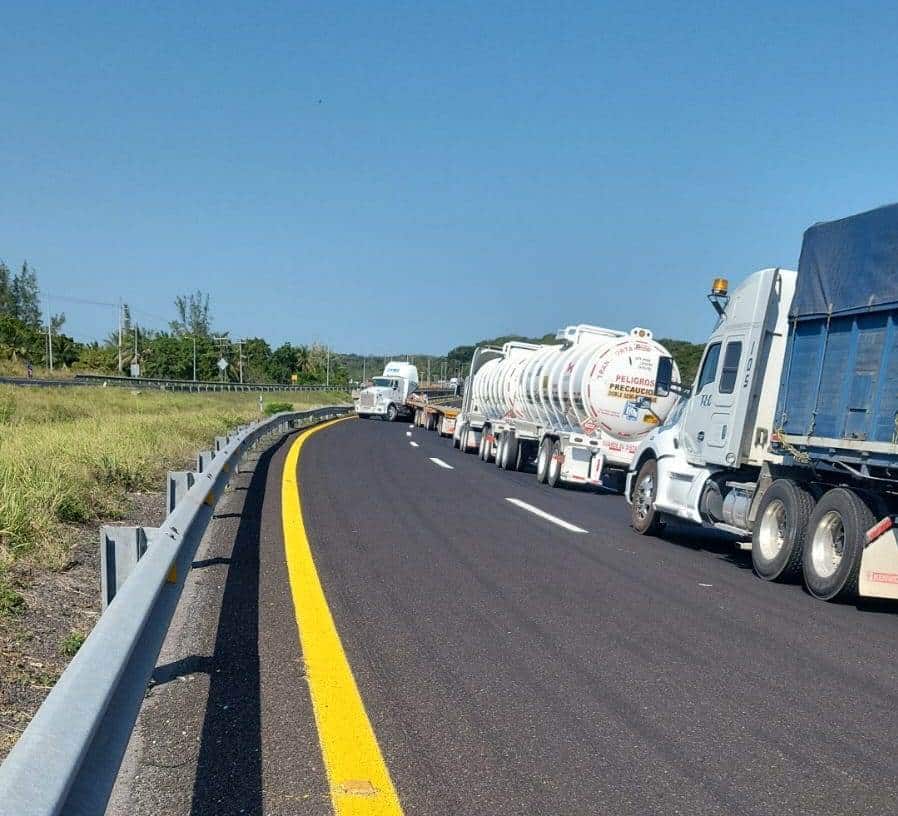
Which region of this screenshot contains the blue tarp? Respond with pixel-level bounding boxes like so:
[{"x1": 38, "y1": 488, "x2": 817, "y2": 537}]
[{"x1": 792, "y1": 202, "x2": 898, "y2": 320}]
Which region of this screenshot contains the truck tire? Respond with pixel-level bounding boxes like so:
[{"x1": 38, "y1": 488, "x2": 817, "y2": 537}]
[
  {"x1": 631, "y1": 458, "x2": 663, "y2": 535},
  {"x1": 479, "y1": 426, "x2": 489, "y2": 460},
  {"x1": 483, "y1": 430, "x2": 494, "y2": 463},
  {"x1": 802, "y1": 487, "x2": 874, "y2": 602},
  {"x1": 515, "y1": 440, "x2": 529, "y2": 472},
  {"x1": 546, "y1": 440, "x2": 562, "y2": 487},
  {"x1": 536, "y1": 438, "x2": 552, "y2": 483},
  {"x1": 500, "y1": 432, "x2": 517, "y2": 471},
  {"x1": 386, "y1": 404, "x2": 398, "y2": 422},
  {"x1": 751, "y1": 479, "x2": 815, "y2": 583}
]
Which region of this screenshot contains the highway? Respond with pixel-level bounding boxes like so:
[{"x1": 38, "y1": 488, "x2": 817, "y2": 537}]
[{"x1": 112, "y1": 416, "x2": 898, "y2": 816}]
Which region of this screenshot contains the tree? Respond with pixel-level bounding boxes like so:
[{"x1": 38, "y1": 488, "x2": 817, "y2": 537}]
[
  {"x1": 241, "y1": 337, "x2": 272, "y2": 383},
  {"x1": 0, "y1": 262, "x2": 12, "y2": 315},
  {"x1": 10, "y1": 262, "x2": 41, "y2": 327},
  {"x1": 170, "y1": 291, "x2": 212, "y2": 337}
]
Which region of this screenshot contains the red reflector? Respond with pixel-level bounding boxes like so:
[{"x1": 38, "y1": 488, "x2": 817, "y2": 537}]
[{"x1": 866, "y1": 516, "x2": 894, "y2": 544}]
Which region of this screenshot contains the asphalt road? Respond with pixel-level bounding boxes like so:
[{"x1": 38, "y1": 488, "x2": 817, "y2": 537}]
[{"x1": 115, "y1": 416, "x2": 898, "y2": 816}]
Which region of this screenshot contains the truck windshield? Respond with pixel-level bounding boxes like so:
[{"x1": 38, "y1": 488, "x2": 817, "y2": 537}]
[{"x1": 372, "y1": 378, "x2": 395, "y2": 387}]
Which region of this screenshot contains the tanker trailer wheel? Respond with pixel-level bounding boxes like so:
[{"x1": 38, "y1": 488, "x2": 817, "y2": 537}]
[
  {"x1": 496, "y1": 434, "x2": 507, "y2": 469},
  {"x1": 751, "y1": 479, "x2": 815, "y2": 583},
  {"x1": 630, "y1": 458, "x2": 662, "y2": 534},
  {"x1": 546, "y1": 440, "x2": 562, "y2": 487},
  {"x1": 453, "y1": 423, "x2": 463, "y2": 448},
  {"x1": 500, "y1": 432, "x2": 518, "y2": 471},
  {"x1": 514, "y1": 440, "x2": 530, "y2": 472},
  {"x1": 483, "y1": 429, "x2": 495, "y2": 463},
  {"x1": 536, "y1": 438, "x2": 552, "y2": 483},
  {"x1": 803, "y1": 488, "x2": 873, "y2": 602},
  {"x1": 479, "y1": 426, "x2": 489, "y2": 460},
  {"x1": 386, "y1": 403, "x2": 398, "y2": 422}
]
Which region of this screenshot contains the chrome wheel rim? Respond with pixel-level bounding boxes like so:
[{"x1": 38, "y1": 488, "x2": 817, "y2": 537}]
[
  {"x1": 811, "y1": 510, "x2": 845, "y2": 579},
  {"x1": 634, "y1": 472, "x2": 655, "y2": 521},
  {"x1": 758, "y1": 498, "x2": 787, "y2": 561}
]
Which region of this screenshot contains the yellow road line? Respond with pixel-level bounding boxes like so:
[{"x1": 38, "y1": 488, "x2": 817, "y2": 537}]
[{"x1": 281, "y1": 416, "x2": 404, "y2": 816}]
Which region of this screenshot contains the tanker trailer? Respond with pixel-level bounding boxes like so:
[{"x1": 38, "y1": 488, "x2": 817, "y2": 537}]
[
  {"x1": 455, "y1": 341, "x2": 543, "y2": 452},
  {"x1": 473, "y1": 325, "x2": 680, "y2": 491}
]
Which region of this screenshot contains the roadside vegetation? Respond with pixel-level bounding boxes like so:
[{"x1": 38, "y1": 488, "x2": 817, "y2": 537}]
[{"x1": 0, "y1": 385, "x2": 348, "y2": 612}]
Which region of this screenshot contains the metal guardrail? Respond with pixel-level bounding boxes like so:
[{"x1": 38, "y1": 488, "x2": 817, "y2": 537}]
[
  {"x1": 73, "y1": 374, "x2": 343, "y2": 392},
  {"x1": 0, "y1": 405, "x2": 353, "y2": 816},
  {"x1": 0, "y1": 374, "x2": 454, "y2": 395}
]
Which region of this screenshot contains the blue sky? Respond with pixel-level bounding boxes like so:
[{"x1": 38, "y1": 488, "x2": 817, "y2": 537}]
[{"x1": 2, "y1": 1, "x2": 897, "y2": 354}]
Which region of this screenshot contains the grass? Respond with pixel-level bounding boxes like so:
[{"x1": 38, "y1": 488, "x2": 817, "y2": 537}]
[
  {"x1": 60, "y1": 630, "x2": 87, "y2": 657},
  {"x1": 0, "y1": 385, "x2": 349, "y2": 606}
]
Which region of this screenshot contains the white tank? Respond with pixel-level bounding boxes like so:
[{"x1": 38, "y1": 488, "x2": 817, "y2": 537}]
[{"x1": 471, "y1": 326, "x2": 680, "y2": 448}]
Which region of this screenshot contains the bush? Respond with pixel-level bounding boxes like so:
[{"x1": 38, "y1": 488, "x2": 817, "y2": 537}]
[{"x1": 263, "y1": 401, "x2": 294, "y2": 416}]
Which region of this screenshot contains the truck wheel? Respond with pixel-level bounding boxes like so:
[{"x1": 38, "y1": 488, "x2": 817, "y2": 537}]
[
  {"x1": 631, "y1": 458, "x2": 662, "y2": 535},
  {"x1": 546, "y1": 440, "x2": 562, "y2": 487},
  {"x1": 495, "y1": 435, "x2": 506, "y2": 468},
  {"x1": 751, "y1": 479, "x2": 815, "y2": 583},
  {"x1": 803, "y1": 488, "x2": 873, "y2": 602},
  {"x1": 514, "y1": 441, "x2": 528, "y2": 472},
  {"x1": 483, "y1": 431, "x2": 494, "y2": 463},
  {"x1": 386, "y1": 404, "x2": 398, "y2": 422},
  {"x1": 501, "y1": 433, "x2": 518, "y2": 471},
  {"x1": 479, "y1": 427, "x2": 489, "y2": 460},
  {"x1": 536, "y1": 438, "x2": 552, "y2": 483}
]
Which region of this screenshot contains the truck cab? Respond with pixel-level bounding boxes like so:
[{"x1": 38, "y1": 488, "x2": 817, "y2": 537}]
[
  {"x1": 356, "y1": 361, "x2": 419, "y2": 421},
  {"x1": 627, "y1": 268, "x2": 796, "y2": 530}
]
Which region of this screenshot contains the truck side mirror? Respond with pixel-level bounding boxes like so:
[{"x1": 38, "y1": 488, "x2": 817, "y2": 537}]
[{"x1": 655, "y1": 356, "x2": 673, "y2": 397}]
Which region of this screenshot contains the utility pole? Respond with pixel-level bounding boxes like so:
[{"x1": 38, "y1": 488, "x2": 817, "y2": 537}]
[
  {"x1": 46, "y1": 300, "x2": 54, "y2": 371},
  {"x1": 326, "y1": 346, "x2": 330, "y2": 388},
  {"x1": 362, "y1": 355, "x2": 366, "y2": 383},
  {"x1": 237, "y1": 339, "x2": 244, "y2": 384},
  {"x1": 192, "y1": 336, "x2": 197, "y2": 382},
  {"x1": 427, "y1": 357, "x2": 431, "y2": 384},
  {"x1": 117, "y1": 299, "x2": 123, "y2": 373}
]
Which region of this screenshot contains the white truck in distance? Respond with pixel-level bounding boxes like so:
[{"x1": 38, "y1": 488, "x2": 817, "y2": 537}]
[
  {"x1": 626, "y1": 204, "x2": 898, "y2": 603},
  {"x1": 453, "y1": 325, "x2": 680, "y2": 491},
  {"x1": 356, "y1": 361, "x2": 419, "y2": 421}
]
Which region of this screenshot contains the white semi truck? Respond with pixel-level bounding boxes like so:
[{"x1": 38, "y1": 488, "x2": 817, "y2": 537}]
[
  {"x1": 453, "y1": 325, "x2": 680, "y2": 491},
  {"x1": 355, "y1": 361, "x2": 419, "y2": 421},
  {"x1": 626, "y1": 204, "x2": 898, "y2": 602}
]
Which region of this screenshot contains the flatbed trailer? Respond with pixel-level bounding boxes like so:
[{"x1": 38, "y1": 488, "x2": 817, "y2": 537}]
[{"x1": 408, "y1": 394, "x2": 462, "y2": 437}]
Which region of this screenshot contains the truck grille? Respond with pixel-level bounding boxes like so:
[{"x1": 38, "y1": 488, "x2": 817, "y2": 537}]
[{"x1": 359, "y1": 392, "x2": 375, "y2": 408}]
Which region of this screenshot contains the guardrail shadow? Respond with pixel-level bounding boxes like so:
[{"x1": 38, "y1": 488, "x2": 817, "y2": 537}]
[{"x1": 189, "y1": 434, "x2": 290, "y2": 816}]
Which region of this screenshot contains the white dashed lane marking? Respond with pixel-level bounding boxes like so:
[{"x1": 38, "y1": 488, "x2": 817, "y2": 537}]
[{"x1": 505, "y1": 498, "x2": 588, "y2": 533}]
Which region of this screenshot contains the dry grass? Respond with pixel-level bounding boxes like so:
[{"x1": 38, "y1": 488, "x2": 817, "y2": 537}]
[{"x1": 0, "y1": 385, "x2": 348, "y2": 600}]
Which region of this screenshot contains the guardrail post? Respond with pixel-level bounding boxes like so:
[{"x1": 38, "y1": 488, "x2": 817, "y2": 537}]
[
  {"x1": 100, "y1": 526, "x2": 160, "y2": 608},
  {"x1": 196, "y1": 450, "x2": 215, "y2": 472},
  {"x1": 166, "y1": 471, "x2": 196, "y2": 513},
  {"x1": 214, "y1": 435, "x2": 229, "y2": 452}
]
